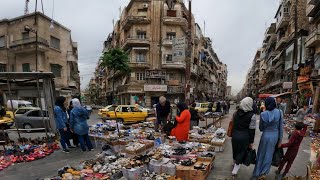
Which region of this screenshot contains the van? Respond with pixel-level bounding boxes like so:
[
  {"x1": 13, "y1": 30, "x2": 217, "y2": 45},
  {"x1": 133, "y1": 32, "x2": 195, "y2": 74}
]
[{"x1": 7, "y1": 100, "x2": 33, "y2": 110}]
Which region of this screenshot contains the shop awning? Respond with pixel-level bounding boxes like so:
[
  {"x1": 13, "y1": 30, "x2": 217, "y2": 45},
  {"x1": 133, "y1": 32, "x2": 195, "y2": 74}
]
[
  {"x1": 270, "y1": 92, "x2": 292, "y2": 98},
  {"x1": 258, "y1": 94, "x2": 273, "y2": 98}
]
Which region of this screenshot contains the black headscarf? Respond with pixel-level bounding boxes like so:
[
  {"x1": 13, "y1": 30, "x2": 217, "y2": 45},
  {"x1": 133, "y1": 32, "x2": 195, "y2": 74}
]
[
  {"x1": 265, "y1": 97, "x2": 276, "y2": 111},
  {"x1": 55, "y1": 96, "x2": 66, "y2": 111},
  {"x1": 177, "y1": 102, "x2": 188, "y2": 112}
]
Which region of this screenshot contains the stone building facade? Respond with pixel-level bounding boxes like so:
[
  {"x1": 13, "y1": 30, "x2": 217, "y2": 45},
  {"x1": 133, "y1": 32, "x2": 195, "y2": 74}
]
[
  {"x1": 0, "y1": 12, "x2": 80, "y2": 103},
  {"x1": 89, "y1": 0, "x2": 228, "y2": 107}
]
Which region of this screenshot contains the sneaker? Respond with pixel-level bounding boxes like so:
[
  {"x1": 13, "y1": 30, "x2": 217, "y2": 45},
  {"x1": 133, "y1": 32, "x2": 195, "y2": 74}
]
[
  {"x1": 89, "y1": 149, "x2": 94, "y2": 151},
  {"x1": 63, "y1": 149, "x2": 70, "y2": 153}
]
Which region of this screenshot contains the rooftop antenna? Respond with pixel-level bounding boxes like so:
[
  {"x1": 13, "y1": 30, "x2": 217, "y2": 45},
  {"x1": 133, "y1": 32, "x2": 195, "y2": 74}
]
[{"x1": 25, "y1": 0, "x2": 30, "y2": 15}]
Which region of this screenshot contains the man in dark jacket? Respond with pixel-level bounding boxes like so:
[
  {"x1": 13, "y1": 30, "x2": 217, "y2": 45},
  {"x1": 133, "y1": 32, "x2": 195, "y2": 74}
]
[{"x1": 155, "y1": 96, "x2": 171, "y2": 132}]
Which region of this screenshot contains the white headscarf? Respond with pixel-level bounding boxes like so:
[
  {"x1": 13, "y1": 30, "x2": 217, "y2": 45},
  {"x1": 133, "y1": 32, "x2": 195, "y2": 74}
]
[
  {"x1": 239, "y1": 97, "x2": 253, "y2": 112},
  {"x1": 72, "y1": 98, "x2": 81, "y2": 108}
]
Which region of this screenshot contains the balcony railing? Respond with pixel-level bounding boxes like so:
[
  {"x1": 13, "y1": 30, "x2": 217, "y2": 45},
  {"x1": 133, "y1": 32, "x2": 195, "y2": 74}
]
[
  {"x1": 162, "y1": 38, "x2": 173, "y2": 46},
  {"x1": 163, "y1": 16, "x2": 188, "y2": 31},
  {"x1": 129, "y1": 59, "x2": 151, "y2": 69},
  {"x1": 122, "y1": 15, "x2": 151, "y2": 30},
  {"x1": 275, "y1": 36, "x2": 288, "y2": 51},
  {"x1": 11, "y1": 37, "x2": 49, "y2": 47},
  {"x1": 305, "y1": 29, "x2": 320, "y2": 48},
  {"x1": 162, "y1": 59, "x2": 186, "y2": 69},
  {"x1": 276, "y1": 12, "x2": 290, "y2": 31},
  {"x1": 306, "y1": 4, "x2": 317, "y2": 17},
  {"x1": 121, "y1": 36, "x2": 150, "y2": 49}
]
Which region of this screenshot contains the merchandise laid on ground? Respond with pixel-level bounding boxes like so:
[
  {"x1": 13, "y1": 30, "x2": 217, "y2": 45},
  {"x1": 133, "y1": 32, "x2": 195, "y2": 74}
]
[
  {"x1": 47, "y1": 121, "x2": 226, "y2": 180},
  {"x1": 0, "y1": 137, "x2": 60, "y2": 171}
]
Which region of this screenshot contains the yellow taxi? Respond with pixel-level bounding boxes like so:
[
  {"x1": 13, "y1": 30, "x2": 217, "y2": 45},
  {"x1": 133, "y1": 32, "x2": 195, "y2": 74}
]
[
  {"x1": 195, "y1": 102, "x2": 216, "y2": 113},
  {"x1": 98, "y1": 105, "x2": 117, "y2": 118},
  {"x1": 0, "y1": 111, "x2": 14, "y2": 128},
  {"x1": 104, "y1": 105, "x2": 150, "y2": 123}
]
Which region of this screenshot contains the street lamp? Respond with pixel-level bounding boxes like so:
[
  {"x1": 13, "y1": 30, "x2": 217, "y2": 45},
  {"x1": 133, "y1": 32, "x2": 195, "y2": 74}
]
[{"x1": 24, "y1": 25, "x2": 38, "y2": 71}]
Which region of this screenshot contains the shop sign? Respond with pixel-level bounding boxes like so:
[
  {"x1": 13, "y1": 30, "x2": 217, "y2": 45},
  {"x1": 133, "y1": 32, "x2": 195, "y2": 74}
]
[
  {"x1": 172, "y1": 37, "x2": 186, "y2": 61},
  {"x1": 127, "y1": 88, "x2": 143, "y2": 93},
  {"x1": 145, "y1": 70, "x2": 166, "y2": 79},
  {"x1": 282, "y1": 82, "x2": 292, "y2": 89},
  {"x1": 144, "y1": 85, "x2": 167, "y2": 92},
  {"x1": 297, "y1": 76, "x2": 310, "y2": 84},
  {"x1": 168, "y1": 80, "x2": 180, "y2": 86}
]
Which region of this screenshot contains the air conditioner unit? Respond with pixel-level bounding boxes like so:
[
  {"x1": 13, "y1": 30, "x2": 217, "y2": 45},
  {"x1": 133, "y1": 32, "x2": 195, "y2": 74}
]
[{"x1": 143, "y1": 3, "x2": 148, "y2": 8}]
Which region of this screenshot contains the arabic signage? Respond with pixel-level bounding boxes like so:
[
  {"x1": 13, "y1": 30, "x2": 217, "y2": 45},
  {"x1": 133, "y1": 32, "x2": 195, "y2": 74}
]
[
  {"x1": 145, "y1": 70, "x2": 166, "y2": 79},
  {"x1": 144, "y1": 85, "x2": 168, "y2": 92},
  {"x1": 297, "y1": 76, "x2": 310, "y2": 84},
  {"x1": 172, "y1": 37, "x2": 186, "y2": 61}
]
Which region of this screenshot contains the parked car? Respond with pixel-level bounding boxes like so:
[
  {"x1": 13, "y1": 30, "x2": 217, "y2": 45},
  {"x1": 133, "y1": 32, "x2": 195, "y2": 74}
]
[
  {"x1": 15, "y1": 108, "x2": 49, "y2": 133},
  {"x1": 104, "y1": 105, "x2": 152, "y2": 123},
  {"x1": 195, "y1": 102, "x2": 216, "y2": 113},
  {"x1": 98, "y1": 105, "x2": 117, "y2": 118}
]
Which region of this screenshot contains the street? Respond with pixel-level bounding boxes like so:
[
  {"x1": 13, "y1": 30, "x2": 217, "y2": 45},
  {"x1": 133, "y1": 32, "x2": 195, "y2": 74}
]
[{"x1": 0, "y1": 107, "x2": 311, "y2": 180}]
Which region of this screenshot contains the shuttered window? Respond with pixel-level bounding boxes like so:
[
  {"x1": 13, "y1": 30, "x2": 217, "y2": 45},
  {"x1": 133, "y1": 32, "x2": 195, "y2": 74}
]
[
  {"x1": 50, "y1": 36, "x2": 60, "y2": 50},
  {"x1": 22, "y1": 63, "x2": 30, "y2": 72},
  {"x1": 51, "y1": 64, "x2": 62, "y2": 77}
]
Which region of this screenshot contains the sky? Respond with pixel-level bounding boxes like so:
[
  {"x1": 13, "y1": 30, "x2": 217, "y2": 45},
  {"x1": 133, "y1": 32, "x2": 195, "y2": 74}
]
[{"x1": 0, "y1": 0, "x2": 279, "y2": 95}]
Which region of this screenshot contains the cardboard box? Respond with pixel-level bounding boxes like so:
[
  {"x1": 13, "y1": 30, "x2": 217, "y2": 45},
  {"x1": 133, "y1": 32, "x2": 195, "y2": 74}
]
[
  {"x1": 197, "y1": 155, "x2": 215, "y2": 163},
  {"x1": 189, "y1": 161, "x2": 211, "y2": 180},
  {"x1": 176, "y1": 165, "x2": 191, "y2": 180}
]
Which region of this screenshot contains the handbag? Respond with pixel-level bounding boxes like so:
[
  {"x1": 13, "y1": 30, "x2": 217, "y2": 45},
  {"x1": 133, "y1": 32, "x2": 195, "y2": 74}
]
[
  {"x1": 227, "y1": 120, "x2": 233, "y2": 137},
  {"x1": 243, "y1": 148, "x2": 257, "y2": 166},
  {"x1": 272, "y1": 147, "x2": 284, "y2": 167}
]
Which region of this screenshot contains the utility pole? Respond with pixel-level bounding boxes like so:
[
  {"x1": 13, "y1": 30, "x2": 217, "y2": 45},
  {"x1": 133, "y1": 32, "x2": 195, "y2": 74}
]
[
  {"x1": 291, "y1": 0, "x2": 298, "y2": 111},
  {"x1": 185, "y1": 0, "x2": 192, "y2": 104}
]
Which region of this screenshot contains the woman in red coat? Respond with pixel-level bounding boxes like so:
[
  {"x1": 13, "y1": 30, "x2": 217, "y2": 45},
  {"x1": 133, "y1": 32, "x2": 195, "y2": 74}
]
[{"x1": 171, "y1": 103, "x2": 191, "y2": 142}]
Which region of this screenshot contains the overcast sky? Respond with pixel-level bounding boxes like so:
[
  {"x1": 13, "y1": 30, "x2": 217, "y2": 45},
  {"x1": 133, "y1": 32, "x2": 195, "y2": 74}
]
[{"x1": 1, "y1": 0, "x2": 279, "y2": 95}]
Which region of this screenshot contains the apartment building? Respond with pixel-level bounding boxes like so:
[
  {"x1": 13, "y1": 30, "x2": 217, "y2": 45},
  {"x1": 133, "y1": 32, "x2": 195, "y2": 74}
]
[
  {"x1": 89, "y1": 0, "x2": 227, "y2": 107},
  {"x1": 0, "y1": 12, "x2": 80, "y2": 102}
]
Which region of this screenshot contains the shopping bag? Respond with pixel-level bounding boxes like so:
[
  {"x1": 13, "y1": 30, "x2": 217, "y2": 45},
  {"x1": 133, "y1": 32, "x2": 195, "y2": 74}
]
[
  {"x1": 227, "y1": 120, "x2": 233, "y2": 137},
  {"x1": 272, "y1": 147, "x2": 284, "y2": 167},
  {"x1": 243, "y1": 148, "x2": 257, "y2": 166}
]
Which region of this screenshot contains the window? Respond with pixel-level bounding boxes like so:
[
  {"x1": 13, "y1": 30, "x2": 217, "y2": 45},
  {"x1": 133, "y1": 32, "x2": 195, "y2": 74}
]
[
  {"x1": 28, "y1": 110, "x2": 40, "y2": 117},
  {"x1": 166, "y1": 54, "x2": 173, "y2": 62},
  {"x1": 121, "y1": 107, "x2": 129, "y2": 112},
  {"x1": 137, "y1": 31, "x2": 146, "y2": 39},
  {"x1": 11, "y1": 65, "x2": 15, "y2": 72},
  {"x1": 166, "y1": 32, "x2": 176, "y2": 40},
  {"x1": 51, "y1": 64, "x2": 62, "y2": 77},
  {"x1": 130, "y1": 107, "x2": 141, "y2": 112},
  {"x1": 136, "y1": 72, "x2": 146, "y2": 81},
  {"x1": 15, "y1": 109, "x2": 28, "y2": 115},
  {"x1": 22, "y1": 32, "x2": 29, "y2": 39},
  {"x1": 22, "y1": 63, "x2": 30, "y2": 72},
  {"x1": 0, "y1": 64, "x2": 6, "y2": 72},
  {"x1": 284, "y1": 7, "x2": 289, "y2": 13},
  {"x1": 0, "y1": 36, "x2": 5, "y2": 48},
  {"x1": 50, "y1": 36, "x2": 60, "y2": 50},
  {"x1": 136, "y1": 53, "x2": 146, "y2": 62}
]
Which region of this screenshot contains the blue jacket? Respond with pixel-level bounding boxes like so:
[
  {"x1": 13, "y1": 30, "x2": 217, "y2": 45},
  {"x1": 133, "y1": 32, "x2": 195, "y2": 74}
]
[
  {"x1": 70, "y1": 107, "x2": 89, "y2": 135},
  {"x1": 54, "y1": 106, "x2": 68, "y2": 129}
]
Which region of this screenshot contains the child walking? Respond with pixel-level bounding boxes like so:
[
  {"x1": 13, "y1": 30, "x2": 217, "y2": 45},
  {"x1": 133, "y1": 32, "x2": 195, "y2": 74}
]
[{"x1": 276, "y1": 122, "x2": 307, "y2": 177}]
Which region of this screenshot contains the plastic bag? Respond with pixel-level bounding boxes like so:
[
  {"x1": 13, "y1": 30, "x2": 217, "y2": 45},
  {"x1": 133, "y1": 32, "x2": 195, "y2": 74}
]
[
  {"x1": 243, "y1": 148, "x2": 257, "y2": 166},
  {"x1": 272, "y1": 147, "x2": 284, "y2": 167}
]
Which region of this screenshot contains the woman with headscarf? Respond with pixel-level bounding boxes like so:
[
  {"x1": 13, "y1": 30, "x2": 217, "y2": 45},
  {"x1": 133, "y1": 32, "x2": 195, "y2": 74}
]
[
  {"x1": 252, "y1": 97, "x2": 283, "y2": 179},
  {"x1": 231, "y1": 97, "x2": 256, "y2": 177},
  {"x1": 67, "y1": 101, "x2": 79, "y2": 147},
  {"x1": 54, "y1": 96, "x2": 72, "y2": 153},
  {"x1": 70, "y1": 98, "x2": 93, "y2": 152},
  {"x1": 171, "y1": 102, "x2": 191, "y2": 142}
]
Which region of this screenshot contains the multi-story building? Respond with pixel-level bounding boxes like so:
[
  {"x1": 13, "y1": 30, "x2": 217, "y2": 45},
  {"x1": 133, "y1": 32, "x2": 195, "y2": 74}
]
[
  {"x1": 305, "y1": 0, "x2": 320, "y2": 112},
  {"x1": 91, "y1": 0, "x2": 227, "y2": 107},
  {"x1": 0, "y1": 12, "x2": 80, "y2": 103},
  {"x1": 241, "y1": 0, "x2": 309, "y2": 98}
]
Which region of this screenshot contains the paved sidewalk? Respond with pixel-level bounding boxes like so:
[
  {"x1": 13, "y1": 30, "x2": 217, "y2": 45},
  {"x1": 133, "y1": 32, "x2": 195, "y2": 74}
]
[{"x1": 207, "y1": 106, "x2": 311, "y2": 180}]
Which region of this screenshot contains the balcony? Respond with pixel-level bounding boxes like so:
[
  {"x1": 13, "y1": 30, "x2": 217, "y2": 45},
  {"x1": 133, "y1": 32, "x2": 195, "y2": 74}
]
[
  {"x1": 121, "y1": 36, "x2": 150, "y2": 50},
  {"x1": 276, "y1": 12, "x2": 290, "y2": 31},
  {"x1": 305, "y1": 29, "x2": 320, "y2": 48},
  {"x1": 308, "y1": 0, "x2": 316, "y2": 5},
  {"x1": 10, "y1": 37, "x2": 49, "y2": 54},
  {"x1": 266, "y1": 66, "x2": 275, "y2": 74},
  {"x1": 162, "y1": 60, "x2": 186, "y2": 69},
  {"x1": 129, "y1": 60, "x2": 151, "y2": 69},
  {"x1": 163, "y1": 17, "x2": 188, "y2": 31},
  {"x1": 68, "y1": 80, "x2": 77, "y2": 88},
  {"x1": 306, "y1": 4, "x2": 317, "y2": 17},
  {"x1": 162, "y1": 38, "x2": 173, "y2": 46},
  {"x1": 122, "y1": 16, "x2": 151, "y2": 30},
  {"x1": 267, "y1": 51, "x2": 279, "y2": 61},
  {"x1": 275, "y1": 36, "x2": 288, "y2": 51},
  {"x1": 167, "y1": 86, "x2": 184, "y2": 94}
]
